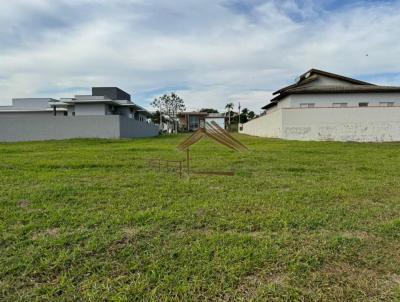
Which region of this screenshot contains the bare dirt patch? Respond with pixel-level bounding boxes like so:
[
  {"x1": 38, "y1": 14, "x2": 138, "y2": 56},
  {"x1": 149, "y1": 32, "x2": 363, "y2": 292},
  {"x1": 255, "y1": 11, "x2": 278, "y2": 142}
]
[
  {"x1": 32, "y1": 228, "x2": 60, "y2": 240},
  {"x1": 340, "y1": 231, "x2": 372, "y2": 240},
  {"x1": 122, "y1": 227, "x2": 140, "y2": 239},
  {"x1": 18, "y1": 200, "x2": 30, "y2": 208},
  {"x1": 313, "y1": 262, "x2": 395, "y2": 300},
  {"x1": 234, "y1": 270, "x2": 287, "y2": 300}
]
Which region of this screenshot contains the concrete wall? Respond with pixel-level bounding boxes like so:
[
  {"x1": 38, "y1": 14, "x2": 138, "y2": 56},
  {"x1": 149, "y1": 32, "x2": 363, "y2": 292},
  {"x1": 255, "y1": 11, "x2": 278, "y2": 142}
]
[
  {"x1": 282, "y1": 107, "x2": 400, "y2": 142},
  {"x1": 0, "y1": 111, "x2": 56, "y2": 118},
  {"x1": 11, "y1": 98, "x2": 54, "y2": 109},
  {"x1": 240, "y1": 110, "x2": 282, "y2": 138},
  {"x1": 0, "y1": 116, "x2": 158, "y2": 142},
  {"x1": 119, "y1": 117, "x2": 159, "y2": 138},
  {"x1": 74, "y1": 103, "x2": 107, "y2": 116},
  {"x1": 117, "y1": 107, "x2": 131, "y2": 118},
  {"x1": 240, "y1": 107, "x2": 400, "y2": 142}
]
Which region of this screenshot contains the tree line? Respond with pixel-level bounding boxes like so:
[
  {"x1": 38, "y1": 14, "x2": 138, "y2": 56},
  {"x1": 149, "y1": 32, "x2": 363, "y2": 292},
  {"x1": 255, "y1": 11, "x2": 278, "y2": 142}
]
[{"x1": 151, "y1": 93, "x2": 257, "y2": 126}]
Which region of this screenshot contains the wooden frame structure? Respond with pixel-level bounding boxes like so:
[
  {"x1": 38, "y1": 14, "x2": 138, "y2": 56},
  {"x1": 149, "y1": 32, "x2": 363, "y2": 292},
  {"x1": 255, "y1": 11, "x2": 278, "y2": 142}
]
[{"x1": 177, "y1": 121, "x2": 248, "y2": 176}]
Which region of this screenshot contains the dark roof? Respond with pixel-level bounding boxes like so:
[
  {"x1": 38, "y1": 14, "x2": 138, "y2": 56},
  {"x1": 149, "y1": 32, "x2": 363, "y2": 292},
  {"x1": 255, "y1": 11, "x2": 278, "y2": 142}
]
[
  {"x1": 261, "y1": 102, "x2": 278, "y2": 110},
  {"x1": 92, "y1": 87, "x2": 131, "y2": 101},
  {"x1": 272, "y1": 69, "x2": 373, "y2": 96},
  {"x1": 270, "y1": 85, "x2": 400, "y2": 103},
  {"x1": 298, "y1": 69, "x2": 372, "y2": 85},
  {"x1": 262, "y1": 69, "x2": 399, "y2": 108},
  {"x1": 273, "y1": 74, "x2": 319, "y2": 95}
]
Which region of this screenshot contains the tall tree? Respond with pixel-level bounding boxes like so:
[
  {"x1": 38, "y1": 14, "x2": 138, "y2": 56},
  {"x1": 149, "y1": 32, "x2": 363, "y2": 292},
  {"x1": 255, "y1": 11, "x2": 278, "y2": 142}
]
[
  {"x1": 247, "y1": 111, "x2": 256, "y2": 120},
  {"x1": 200, "y1": 108, "x2": 219, "y2": 113},
  {"x1": 151, "y1": 93, "x2": 186, "y2": 132},
  {"x1": 238, "y1": 108, "x2": 256, "y2": 124},
  {"x1": 225, "y1": 102, "x2": 234, "y2": 125},
  {"x1": 240, "y1": 108, "x2": 249, "y2": 123}
]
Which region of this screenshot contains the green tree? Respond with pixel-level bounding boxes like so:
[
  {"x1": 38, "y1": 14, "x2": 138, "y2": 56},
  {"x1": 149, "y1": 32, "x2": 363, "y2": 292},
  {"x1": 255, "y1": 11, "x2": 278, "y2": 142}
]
[
  {"x1": 240, "y1": 108, "x2": 249, "y2": 123},
  {"x1": 248, "y1": 111, "x2": 255, "y2": 120},
  {"x1": 238, "y1": 108, "x2": 256, "y2": 123},
  {"x1": 225, "y1": 102, "x2": 234, "y2": 125},
  {"x1": 200, "y1": 108, "x2": 219, "y2": 113},
  {"x1": 151, "y1": 93, "x2": 186, "y2": 132}
]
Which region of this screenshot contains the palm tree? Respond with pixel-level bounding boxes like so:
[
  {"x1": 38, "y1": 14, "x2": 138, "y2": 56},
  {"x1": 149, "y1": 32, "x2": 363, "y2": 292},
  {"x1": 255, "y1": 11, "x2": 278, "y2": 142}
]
[{"x1": 225, "y1": 102, "x2": 234, "y2": 126}]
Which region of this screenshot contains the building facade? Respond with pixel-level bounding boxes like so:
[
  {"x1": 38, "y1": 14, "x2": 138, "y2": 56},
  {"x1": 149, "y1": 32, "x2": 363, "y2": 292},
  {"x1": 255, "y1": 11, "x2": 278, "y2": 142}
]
[
  {"x1": 177, "y1": 112, "x2": 226, "y2": 131},
  {"x1": 177, "y1": 112, "x2": 208, "y2": 131},
  {"x1": 240, "y1": 69, "x2": 400, "y2": 142},
  {"x1": 205, "y1": 113, "x2": 226, "y2": 129},
  {"x1": 0, "y1": 87, "x2": 158, "y2": 142}
]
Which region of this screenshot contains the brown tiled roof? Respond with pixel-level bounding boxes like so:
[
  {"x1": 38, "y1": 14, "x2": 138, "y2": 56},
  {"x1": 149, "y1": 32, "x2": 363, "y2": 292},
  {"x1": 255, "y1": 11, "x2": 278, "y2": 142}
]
[
  {"x1": 270, "y1": 85, "x2": 400, "y2": 102},
  {"x1": 261, "y1": 102, "x2": 278, "y2": 110},
  {"x1": 272, "y1": 68, "x2": 373, "y2": 95},
  {"x1": 262, "y1": 69, "x2": 399, "y2": 108},
  {"x1": 298, "y1": 69, "x2": 372, "y2": 85},
  {"x1": 273, "y1": 74, "x2": 319, "y2": 95}
]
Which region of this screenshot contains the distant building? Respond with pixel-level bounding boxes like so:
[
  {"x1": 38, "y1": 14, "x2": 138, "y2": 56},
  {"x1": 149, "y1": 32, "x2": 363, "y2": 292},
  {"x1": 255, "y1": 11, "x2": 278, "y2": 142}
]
[
  {"x1": 0, "y1": 87, "x2": 158, "y2": 142},
  {"x1": 177, "y1": 112, "x2": 208, "y2": 131},
  {"x1": 205, "y1": 113, "x2": 226, "y2": 129},
  {"x1": 240, "y1": 69, "x2": 400, "y2": 142},
  {"x1": 177, "y1": 112, "x2": 226, "y2": 131},
  {"x1": 160, "y1": 114, "x2": 176, "y2": 134}
]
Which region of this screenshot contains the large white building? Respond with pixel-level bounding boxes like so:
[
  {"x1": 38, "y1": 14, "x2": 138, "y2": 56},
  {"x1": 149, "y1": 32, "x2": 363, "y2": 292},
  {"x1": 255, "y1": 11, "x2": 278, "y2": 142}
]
[{"x1": 240, "y1": 69, "x2": 400, "y2": 142}]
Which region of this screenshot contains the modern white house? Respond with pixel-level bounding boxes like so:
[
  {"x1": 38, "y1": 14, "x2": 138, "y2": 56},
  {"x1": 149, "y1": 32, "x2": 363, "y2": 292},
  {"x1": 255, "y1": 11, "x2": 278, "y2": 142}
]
[
  {"x1": 205, "y1": 113, "x2": 226, "y2": 129},
  {"x1": 0, "y1": 87, "x2": 158, "y2": 141},
  {"x1": 177, "y1": 112, "x2": 227, "y2": 131},
  {"x1": 240, "y1": 69, "x2": 400, "y2": 142}
]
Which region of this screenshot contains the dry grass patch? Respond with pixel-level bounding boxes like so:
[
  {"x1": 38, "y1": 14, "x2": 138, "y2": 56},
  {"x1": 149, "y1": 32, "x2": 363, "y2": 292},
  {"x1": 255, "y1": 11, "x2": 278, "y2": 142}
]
[
  {"x1": 18, "y1": 199, "x2": 30, "y2": 208},
  {"x1": 31, "y1": 228, "x2": 60, "y2": 240}
]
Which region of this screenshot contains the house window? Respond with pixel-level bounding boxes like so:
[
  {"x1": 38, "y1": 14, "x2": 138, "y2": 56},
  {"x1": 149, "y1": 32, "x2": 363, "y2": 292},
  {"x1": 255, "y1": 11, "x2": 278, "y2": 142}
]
[
  {"x1": 64, "y1": 111, "x2": 68, "y2": 116},
  {"x1": 332, "y1": 103, "x2": 348, "y2": 108},
  {"x1": 380, "y1": 102, "x2": 394, "y2": 107},
  {"x1": 359, "y1": 102, "x2": 369, "y2": 107},
  {"x1": 300, "y1": 103, "x2": 315, "y2": 108},
  {"x1": 72, "y1": 112, "x2": 75, "y2": 116},
  {"x1": 189, "y1": 115, "x2": 200, "y2": 130}
]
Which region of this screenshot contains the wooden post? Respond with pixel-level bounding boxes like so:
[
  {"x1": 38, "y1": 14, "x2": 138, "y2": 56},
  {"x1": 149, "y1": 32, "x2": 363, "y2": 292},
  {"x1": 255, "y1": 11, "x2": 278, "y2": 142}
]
[
  {"x1": 238, "y1": 102, "x2": 241, "y2": 133},
  {"x1": 186, "y1": 148, "x2": 190, "y2": 174}
]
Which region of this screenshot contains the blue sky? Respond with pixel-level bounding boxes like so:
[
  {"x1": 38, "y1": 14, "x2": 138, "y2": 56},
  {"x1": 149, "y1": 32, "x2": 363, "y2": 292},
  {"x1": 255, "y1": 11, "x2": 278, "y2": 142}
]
[{"x1": 0, "y1": 0, "x2": 400, "y2": 112}]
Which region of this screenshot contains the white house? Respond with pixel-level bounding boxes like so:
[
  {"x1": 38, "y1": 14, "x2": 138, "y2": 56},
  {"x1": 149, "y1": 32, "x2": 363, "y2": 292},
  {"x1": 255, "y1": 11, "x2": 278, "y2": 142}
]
[
  {"x1": 240, "y1": 69, "x2": 400, "y2": 142},
  {"x1": 0, "y1": 87, "x2": 158, "y2": 141},
  {"x1": 205, "y1": 113, "x2": 226, "y2": 129}
]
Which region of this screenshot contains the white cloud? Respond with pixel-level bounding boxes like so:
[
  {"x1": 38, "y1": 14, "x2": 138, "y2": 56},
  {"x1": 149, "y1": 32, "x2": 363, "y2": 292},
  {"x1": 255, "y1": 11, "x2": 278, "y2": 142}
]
[{"x1": 0, "y1": 0, "x2": 399, "y2": 111}]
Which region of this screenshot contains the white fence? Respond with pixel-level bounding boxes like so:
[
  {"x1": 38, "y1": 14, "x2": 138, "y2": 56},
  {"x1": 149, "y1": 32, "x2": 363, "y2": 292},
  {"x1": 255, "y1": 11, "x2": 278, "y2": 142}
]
[{"x1": 240, "y1": 107, "x2": 400, "y2": 142}]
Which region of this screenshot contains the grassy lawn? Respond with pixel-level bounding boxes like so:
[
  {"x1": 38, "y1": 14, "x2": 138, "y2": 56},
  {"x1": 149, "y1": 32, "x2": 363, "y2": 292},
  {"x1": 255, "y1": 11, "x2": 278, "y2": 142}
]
[{"x1": 1, "y1": 134, "x2": 400, "y2": 301}]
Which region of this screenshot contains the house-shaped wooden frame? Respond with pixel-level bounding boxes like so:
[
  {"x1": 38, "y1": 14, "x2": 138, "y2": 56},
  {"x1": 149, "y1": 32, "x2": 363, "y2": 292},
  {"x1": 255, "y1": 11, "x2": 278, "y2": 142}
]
[{"x1": 177, "y1": 121, "x2": 248, "y2": 175}]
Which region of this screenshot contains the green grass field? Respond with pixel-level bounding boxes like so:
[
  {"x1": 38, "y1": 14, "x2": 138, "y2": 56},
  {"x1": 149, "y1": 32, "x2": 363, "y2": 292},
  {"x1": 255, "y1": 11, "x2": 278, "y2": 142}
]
[{"x1": 1, "y1": 134, "x2": 400, "y2": 301}]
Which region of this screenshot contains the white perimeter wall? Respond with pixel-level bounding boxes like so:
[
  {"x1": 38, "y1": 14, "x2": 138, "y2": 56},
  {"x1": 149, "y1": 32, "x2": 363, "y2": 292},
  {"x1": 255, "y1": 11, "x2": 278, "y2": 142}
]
[
  {"x1": 282, "y1": 107, "x2": 400, "y2": 142},
  {"x1": 240, "y1": 107, "x2": 400, "y2": 142},
  {"x1": 239, "y1": 110, "x2": 282, "y2": 138}
]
